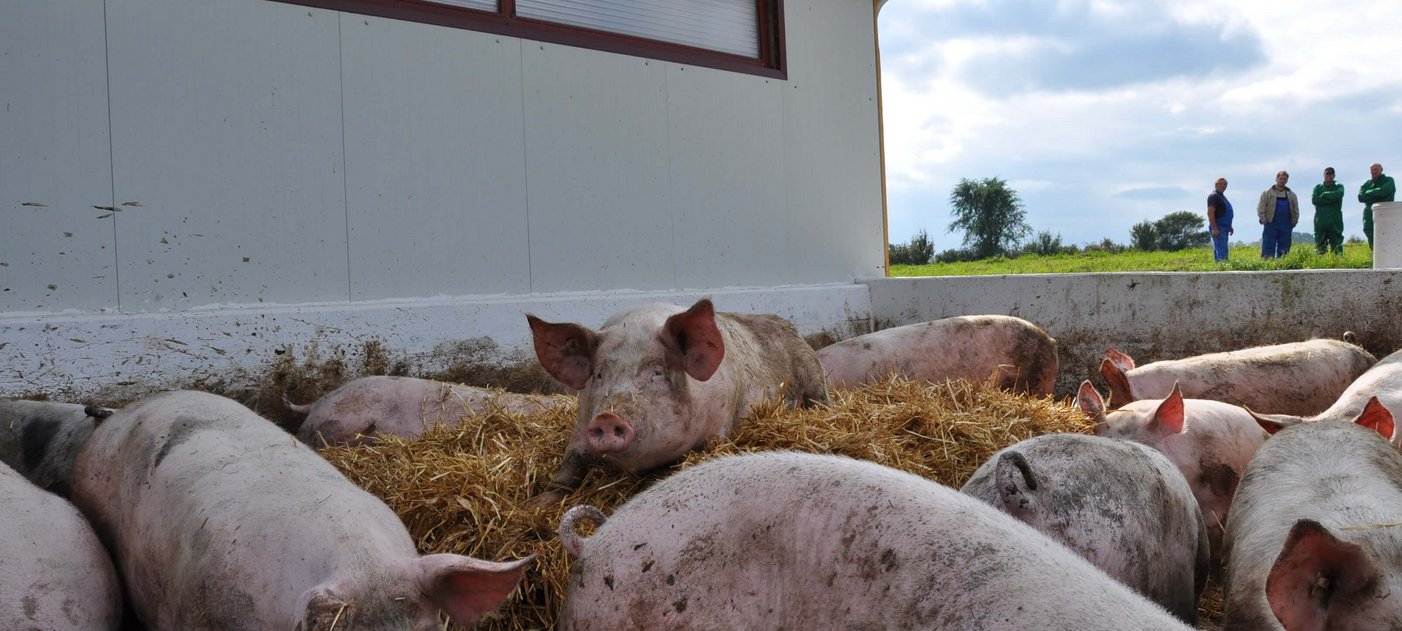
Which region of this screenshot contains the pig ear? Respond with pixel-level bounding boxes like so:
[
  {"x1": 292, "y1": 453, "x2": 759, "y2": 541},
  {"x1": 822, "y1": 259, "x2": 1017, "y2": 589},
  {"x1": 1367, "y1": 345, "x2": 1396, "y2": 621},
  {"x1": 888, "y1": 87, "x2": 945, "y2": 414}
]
[
  {"x1": 1099, "y1": 356, "x2": 1135, "y2": 408},
  {"x1": 1266, "y1": 520, "x2": 1375, "y2": 631},
  {"x1": 1074, "y1": 381, "x2": 1106, "y2": 419},
  {"x1": 1354, "y1": 396, "x2": 1396, "y2": 440},
  {"x1": 416, "y1": 553, "x2": 534, "y2": 627},
  {"x1": 1148, "y1": 384, "x2": 1186, "y2": 436},
  {"x1": 663, "y1": 299, "x2": 726, "y2": 381},
  {"x1": 1246, "y1": 408, "x2": 1299, "y2": 436},
  {"x1": 527, "y1": 315, "x2": 598, "y2": 390},
  {"x1": 994, "y1": 451, "x2": 1040, "y2": 521},
  {"x1": 1104, "y1": 348, "x2": 1136, "y2": 371}
]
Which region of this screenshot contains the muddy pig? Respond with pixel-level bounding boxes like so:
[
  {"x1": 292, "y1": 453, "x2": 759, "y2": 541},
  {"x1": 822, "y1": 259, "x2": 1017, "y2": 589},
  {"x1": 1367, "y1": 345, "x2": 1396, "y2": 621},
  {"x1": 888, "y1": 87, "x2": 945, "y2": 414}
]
[
  {"x1": 287, "y1": 375, "x2": 569, "y2": 447},
  {"x1": 817, "y1": 315, "x2": 1059, "y2": 394},
  {"x1": 1, "y1": 460, "x2": 121, "y2": 630},
  {"x1": 1099, "y1": 339, "x2": 1375, "y2": 414},
  {"x1": 0, "y1": 399, "x2": 114, "y2": 496},
  {"x1": 70, "y1": 390, "x2": 532, "y2": 630},
  {"x1": 1248, "y1": 348, "x2": 1402, "y2": 449},
  {"x1": 961, "y1": 433, "x2": 1208, "y2": 623},
  {"x1": 556, "y1": 451, "x2": 1192, "y2": 630},
  {"x1": 1223, "y1": 418, "x2": 1402, "y2": 631},
  {"x1": 1079, "y1": 381, "x2": 1267, "y2": 557},
  {"x1": 527, "y1": 298, "x2": 827, "y2": 503}
]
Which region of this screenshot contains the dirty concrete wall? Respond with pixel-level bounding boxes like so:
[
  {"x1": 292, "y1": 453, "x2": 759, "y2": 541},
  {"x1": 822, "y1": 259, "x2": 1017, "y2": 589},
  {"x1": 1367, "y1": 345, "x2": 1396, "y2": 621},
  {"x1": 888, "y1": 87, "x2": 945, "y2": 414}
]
[{"x1": 864, "y1": 271, "x2": 1402, "y2": 398}]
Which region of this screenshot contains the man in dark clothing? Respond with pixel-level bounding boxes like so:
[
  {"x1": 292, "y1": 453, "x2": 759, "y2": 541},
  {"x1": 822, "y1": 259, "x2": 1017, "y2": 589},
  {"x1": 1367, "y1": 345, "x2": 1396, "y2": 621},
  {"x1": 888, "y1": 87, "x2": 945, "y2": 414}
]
[
  {"x1": 1360, "y1": 162, "x2": 1396, "y2": 248},
  {"x1": 1207, "y1": 178, "x2": 1233, "y2": 262},
  {"x1": 1312, "y1": 167, "x2": 1345, "y2": 254}
]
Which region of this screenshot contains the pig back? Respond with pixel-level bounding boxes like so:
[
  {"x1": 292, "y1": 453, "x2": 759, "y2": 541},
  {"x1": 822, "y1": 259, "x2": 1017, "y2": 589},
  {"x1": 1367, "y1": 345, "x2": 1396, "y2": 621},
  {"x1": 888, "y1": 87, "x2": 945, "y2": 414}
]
[
  {"x1": 561, "y1": 451, "x2": 1191, "y2": 630},
  {"x1": 0, "y1": 400, "x2": 97, "y2": 496},
  {"x1": 717, "y1": 312, "x2": 828, "y2": 408},
  {"x1": 72, "y1": 390, "x2": 418, "y2": 629},
  {"x1": 0, "y1": 462, "x2": 121, "y2": 630}
]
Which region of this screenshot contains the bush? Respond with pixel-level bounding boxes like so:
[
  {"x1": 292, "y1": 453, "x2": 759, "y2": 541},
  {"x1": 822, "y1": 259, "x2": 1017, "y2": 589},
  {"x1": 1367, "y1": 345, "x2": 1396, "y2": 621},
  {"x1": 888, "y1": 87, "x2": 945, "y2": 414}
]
[
  {"x1": 888, "y1": 229, "x2": 936, "y2": 265},
  {"x1": 1152, "y1": 211, "x2": 1209, "y2": 251},
  {"x1": 1022, "y1": 231, "x2": 1065, "y2": 256},
  {"x1": 1083, "y1": 238, "x2": 1127, "y2": 254},
  {"x1": 935, "y1": 247, "x2": 980, "y2": 263}
]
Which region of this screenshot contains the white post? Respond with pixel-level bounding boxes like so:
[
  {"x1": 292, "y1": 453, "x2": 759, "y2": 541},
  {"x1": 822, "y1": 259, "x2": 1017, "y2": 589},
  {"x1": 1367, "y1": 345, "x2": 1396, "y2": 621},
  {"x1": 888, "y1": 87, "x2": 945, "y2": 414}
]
[{"x1": 1374, "y1": 201, "x2": 1402, "y2": 269}]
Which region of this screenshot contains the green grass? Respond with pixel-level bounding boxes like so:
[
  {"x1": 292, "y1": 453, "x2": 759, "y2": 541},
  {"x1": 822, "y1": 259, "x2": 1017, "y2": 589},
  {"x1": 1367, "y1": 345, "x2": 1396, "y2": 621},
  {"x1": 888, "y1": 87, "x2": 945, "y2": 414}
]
[{"x1": 890, "y1": 244, "x2": 1375, "y2": 276}]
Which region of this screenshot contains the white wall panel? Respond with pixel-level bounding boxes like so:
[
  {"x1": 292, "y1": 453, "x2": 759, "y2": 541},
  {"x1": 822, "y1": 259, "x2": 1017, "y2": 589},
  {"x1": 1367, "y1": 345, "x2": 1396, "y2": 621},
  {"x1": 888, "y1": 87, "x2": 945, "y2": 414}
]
[
  {"x1": 522, "y1": 44, "x2": 673, "y2": 293},
  {"x1": 665, "y1": 66, "x2": 790, "y2": 288},
  {"x1": 0, "y1": 1, "x2": 115, "y2": 312},
  {"x1": 105, "y1": 0, "x2": 347, "y2": 310},
  {"x1": 341, "y1": 16, "x2": 530, "y2": 300},
  {"x1": 781, "y1": 0, "x2": 886, "y2": 283}
]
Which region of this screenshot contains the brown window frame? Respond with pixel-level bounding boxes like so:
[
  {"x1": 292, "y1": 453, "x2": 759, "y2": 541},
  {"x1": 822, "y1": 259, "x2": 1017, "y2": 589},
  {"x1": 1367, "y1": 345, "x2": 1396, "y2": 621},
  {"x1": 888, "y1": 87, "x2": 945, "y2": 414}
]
[{"x1": 274, "y1": 0, "x2": 787, "y2": 79}]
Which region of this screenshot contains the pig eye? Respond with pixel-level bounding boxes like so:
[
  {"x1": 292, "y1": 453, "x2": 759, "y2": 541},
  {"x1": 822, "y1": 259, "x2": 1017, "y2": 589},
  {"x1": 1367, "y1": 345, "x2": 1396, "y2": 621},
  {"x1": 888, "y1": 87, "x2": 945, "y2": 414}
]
[{"x1": 650, "y1": 367, "x2": 667, "y2": 382}]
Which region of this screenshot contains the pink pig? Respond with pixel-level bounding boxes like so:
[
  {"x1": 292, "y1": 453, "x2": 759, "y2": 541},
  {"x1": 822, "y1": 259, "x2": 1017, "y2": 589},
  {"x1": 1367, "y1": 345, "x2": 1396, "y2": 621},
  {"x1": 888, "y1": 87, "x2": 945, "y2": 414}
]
[
  {"x1": 1, "y1": 461, "x2": 121, "y2": 630},
  {"x1": 817, "y1": 315, "x2": 1059, "y2": 394},
  {"x1": 1099, "y1": 339, "x2": 1375, "y2": 414},
  {"x1": 1078, "y1": 381, "x2": 1267, "y2": 557},
  {"x1": 527, "y1": 299, "x2": 827, "y2": 503},
  {"x1": 71, "y1": 390, "x2": 532, "y2": 630},
  {"x1": 287, "y1": 375, "x2": 567, "y2": 447},
  {"x1": 556, "y1": 452, "x2": 1193, "y2": 630}
]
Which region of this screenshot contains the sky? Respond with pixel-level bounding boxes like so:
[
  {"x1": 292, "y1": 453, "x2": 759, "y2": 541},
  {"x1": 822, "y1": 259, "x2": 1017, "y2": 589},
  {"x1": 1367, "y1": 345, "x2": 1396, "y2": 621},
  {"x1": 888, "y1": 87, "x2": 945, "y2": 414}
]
[{"x1": 876, "y1": 0, "x2": 1402, "y2": 249}]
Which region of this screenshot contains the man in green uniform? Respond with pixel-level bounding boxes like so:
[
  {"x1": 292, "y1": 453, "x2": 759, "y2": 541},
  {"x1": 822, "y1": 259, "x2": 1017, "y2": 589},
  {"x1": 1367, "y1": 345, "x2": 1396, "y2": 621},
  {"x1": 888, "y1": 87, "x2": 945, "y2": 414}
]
[
  {"x1": 1312, "y1": 167, "x2": 1345, "y2": 254},
  {"x1": 1359, "y1": 162, "x2": 1396, "y2": 248}
]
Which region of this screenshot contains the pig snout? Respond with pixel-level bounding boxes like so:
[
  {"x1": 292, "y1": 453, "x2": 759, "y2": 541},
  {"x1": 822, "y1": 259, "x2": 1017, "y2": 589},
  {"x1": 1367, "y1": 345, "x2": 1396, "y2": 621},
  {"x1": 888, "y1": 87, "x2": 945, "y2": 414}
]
[{"x1": 585, "y1": 413, "x2": 635, "y2": 454}]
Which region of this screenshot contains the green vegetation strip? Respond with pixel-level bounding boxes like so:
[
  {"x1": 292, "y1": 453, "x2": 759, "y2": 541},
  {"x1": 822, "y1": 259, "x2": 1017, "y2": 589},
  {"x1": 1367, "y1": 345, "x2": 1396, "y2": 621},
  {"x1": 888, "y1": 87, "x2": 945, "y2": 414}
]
[{"x1": 891, "y1": 244, "x2": 1375, "y2": 276}]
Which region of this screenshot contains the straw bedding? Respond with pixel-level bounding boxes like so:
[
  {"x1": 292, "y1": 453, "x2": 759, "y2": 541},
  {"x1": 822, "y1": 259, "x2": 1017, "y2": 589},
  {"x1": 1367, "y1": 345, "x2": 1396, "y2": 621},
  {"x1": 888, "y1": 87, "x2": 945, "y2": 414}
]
[{"x1": 321, "y1": 376, "x2": 1180, "y2": 630}]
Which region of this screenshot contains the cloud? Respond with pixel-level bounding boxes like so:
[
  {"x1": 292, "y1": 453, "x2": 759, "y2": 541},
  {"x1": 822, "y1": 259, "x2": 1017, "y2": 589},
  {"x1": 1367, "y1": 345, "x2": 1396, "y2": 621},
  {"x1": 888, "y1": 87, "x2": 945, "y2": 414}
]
[
  {"x1": 884, "y1": 1, "x2": 1267, "y2": 96},
  {"x1": 1116, "y1": 186, "x2": 1192, "y2": 200}
]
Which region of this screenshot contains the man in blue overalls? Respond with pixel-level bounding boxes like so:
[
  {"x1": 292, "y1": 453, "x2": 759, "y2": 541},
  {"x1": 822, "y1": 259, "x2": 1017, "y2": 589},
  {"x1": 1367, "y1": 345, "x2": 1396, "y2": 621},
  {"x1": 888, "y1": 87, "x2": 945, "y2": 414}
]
[
  {"x1": 1257, "y1": 170, "x2": 1299, "y2": 258},
  {"x1": 1207, "y1": 178, "x2": 1234, "y2": 262}
]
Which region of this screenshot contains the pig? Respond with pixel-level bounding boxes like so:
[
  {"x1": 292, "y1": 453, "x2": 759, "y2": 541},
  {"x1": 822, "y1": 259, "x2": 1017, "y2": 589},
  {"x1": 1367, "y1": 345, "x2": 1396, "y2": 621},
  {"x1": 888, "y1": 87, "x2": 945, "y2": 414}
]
[
  {"x1": 1078, "y1": 381, "x2": 1267, "y2": 557},
  {"x1": 1223, "y1": 419, "x2": 1402, "y2": 631},
  {"x1": 1099, "y1": 338, "x2": 1376, "y2": 414},
  {"x1": 555, "y1": 451, "x2": 1193, "y2": 630},
  {"x1": 1247, "y1": 348, "x2": 1402, "y2": 449},
  {"x1": 960, "y1": 433, "x2": 1208, "y2": 623},
  {"x1": 0, "y1": 399, "x2": 114, "y2": 496},
  {"x1": 816, "y1": 314, "x2": 1059, "y2": 394},
  {"x1": 70, "y1": 390, "x2": 532, "y2": 630},
  {"x1": 526, "y1": 298, "x2": 827, "y2": 503},
  {"x1": 0, "y1": 460, "x2": 122, "y2": 630},
  {"x1": 286, "y1": 375, "x2": 568, "y2": 447}
]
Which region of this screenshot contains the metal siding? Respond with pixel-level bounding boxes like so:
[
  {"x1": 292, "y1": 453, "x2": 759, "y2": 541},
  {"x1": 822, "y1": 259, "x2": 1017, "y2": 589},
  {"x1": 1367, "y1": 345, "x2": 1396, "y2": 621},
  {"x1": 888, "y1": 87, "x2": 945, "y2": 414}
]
[
  {"x1": 522, "y1": 44, "x2": 673, "y2": 293},
  {"x1": 340, "y1": 15, "x2": 530, "y2": 300},
  {"x1": 105, "y1": 0, "x2": 348, "y2": 310},
  {"x1": 781, "y1": 0, "x2": 885, "y2": 283},
  {"x1": 665, "y1": 65, "x2": 790, "y2": 288},
  {"x1": 0, "y1": 0, "x2": 116, "y2": 312}
]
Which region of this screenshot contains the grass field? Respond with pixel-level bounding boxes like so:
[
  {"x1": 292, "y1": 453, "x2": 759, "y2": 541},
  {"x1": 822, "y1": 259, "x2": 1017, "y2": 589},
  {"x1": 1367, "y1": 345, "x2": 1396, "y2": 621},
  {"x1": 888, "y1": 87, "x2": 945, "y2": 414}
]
[{"x1": 890, "y1": 243, "x2": 1375, "y2": 276}]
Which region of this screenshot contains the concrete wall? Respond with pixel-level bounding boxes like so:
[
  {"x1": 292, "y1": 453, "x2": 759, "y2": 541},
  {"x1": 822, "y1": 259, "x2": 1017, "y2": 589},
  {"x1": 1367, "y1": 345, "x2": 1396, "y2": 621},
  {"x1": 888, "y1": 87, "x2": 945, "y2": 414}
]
[{"x1": 865, "y1": 271, "x2": 1402, "y2": 397}]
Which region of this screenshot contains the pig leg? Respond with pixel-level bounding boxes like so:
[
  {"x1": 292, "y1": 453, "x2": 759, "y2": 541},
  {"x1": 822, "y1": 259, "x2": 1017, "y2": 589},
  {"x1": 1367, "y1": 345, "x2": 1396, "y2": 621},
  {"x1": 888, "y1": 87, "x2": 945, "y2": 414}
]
[{"x1": 530, "y1": 451, "x2": 594, "y2": 507}]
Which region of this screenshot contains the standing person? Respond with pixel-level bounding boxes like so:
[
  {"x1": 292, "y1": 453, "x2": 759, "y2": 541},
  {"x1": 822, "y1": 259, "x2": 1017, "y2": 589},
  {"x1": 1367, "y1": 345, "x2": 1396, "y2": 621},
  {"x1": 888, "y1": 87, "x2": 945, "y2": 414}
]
[
  {"x1": 1257, "y1": 170, "x2": 1299, "y2": 258},
  {"x1": 1312, "y1": 167, "x2": 1346, "y2": 254},
  {"x1": 1359, "y1": 162, "x2": 1396, "y2": 248},
  {"x1": 1206, "y1": 178, "x2": 1234, "y2": 262}
]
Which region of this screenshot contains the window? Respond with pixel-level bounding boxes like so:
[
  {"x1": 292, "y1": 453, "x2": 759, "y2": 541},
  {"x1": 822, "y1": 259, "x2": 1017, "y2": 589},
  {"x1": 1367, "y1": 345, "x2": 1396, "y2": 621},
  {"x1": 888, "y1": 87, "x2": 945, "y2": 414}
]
[{"x1": 277, "y1": 0, "x2": 786, "y2": 78}]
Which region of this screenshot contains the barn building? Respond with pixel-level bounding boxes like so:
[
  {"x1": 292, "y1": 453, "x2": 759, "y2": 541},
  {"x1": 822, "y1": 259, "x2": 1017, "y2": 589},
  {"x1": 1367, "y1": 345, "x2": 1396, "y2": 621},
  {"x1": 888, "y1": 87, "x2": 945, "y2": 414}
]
[{"x1": 2, "y1": 0, "x2": 891, "y2": 398}]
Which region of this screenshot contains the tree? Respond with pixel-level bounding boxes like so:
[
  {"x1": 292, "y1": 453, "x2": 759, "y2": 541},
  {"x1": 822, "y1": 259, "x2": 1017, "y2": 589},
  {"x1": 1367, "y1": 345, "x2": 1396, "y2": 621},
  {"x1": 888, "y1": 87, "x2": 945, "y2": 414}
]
[
  {"x1": 948, "y1": 177, "x2": 1032, "y2": 259},
  {"x1": 1152, "y1": 211, "x2": 1209, "y2": 251},
  {"x1": 1130, "y1": 220, "x2": 1158, "y2": 251},
  {"x1": 888, "y1": 229, "x2": 935, "y2": 265}
]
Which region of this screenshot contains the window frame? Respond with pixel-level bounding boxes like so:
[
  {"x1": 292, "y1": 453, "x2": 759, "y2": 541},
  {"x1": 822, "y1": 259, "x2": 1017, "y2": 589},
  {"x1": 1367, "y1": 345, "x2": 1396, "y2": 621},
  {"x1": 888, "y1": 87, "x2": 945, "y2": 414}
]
[{"x1": 275, "y1": 0, "x2": 787, "y2": 79}]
